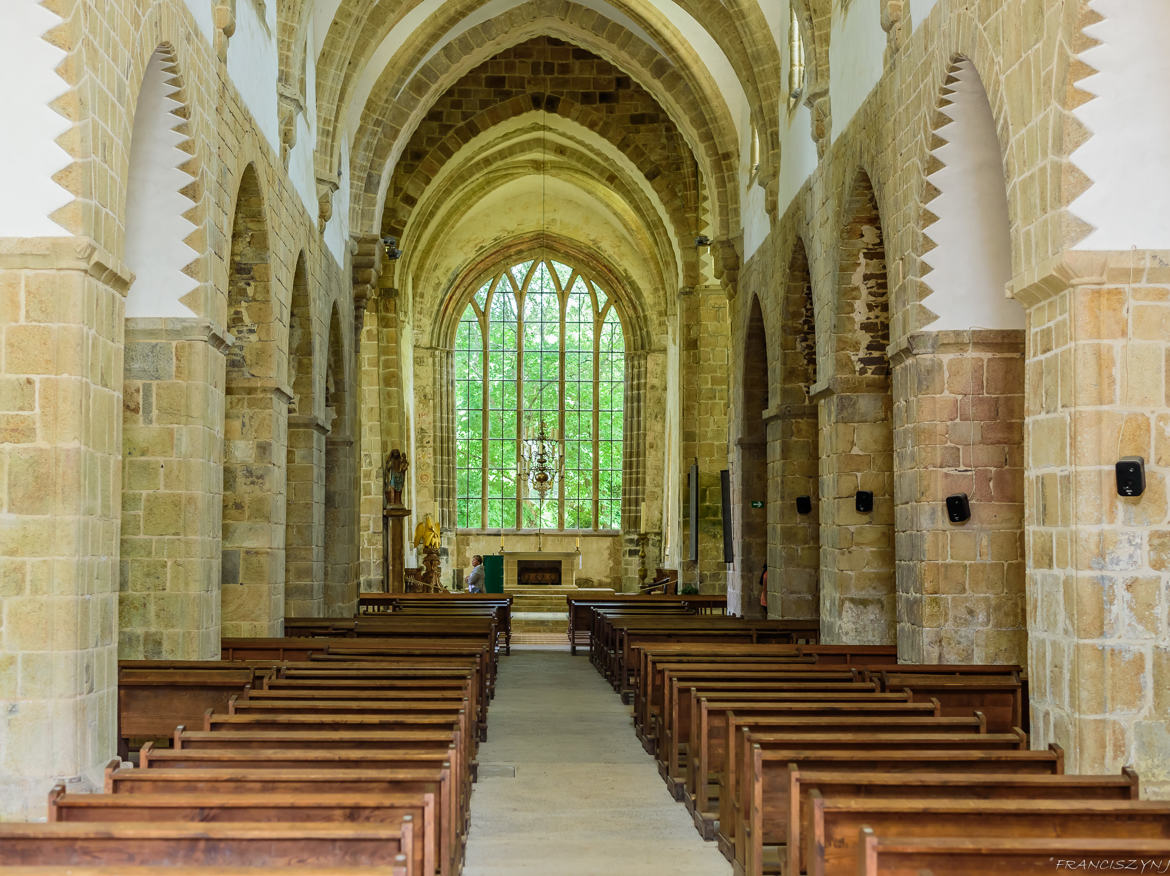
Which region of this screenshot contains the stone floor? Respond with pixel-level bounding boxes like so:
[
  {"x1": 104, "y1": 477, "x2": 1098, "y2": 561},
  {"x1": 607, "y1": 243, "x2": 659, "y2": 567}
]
[{"x1": 462, "y1": 648, "x2": 731, "y2": 875}]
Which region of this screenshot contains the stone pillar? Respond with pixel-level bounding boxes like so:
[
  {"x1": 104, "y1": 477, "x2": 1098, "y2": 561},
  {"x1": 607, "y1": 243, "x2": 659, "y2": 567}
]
[
  {"x1": 621, "y1": 351, "x2": 648, "y2": 591},
  {"x1": 324, "y1": 433, "x2": 357, "y2": 616},
  {"x1": 678, "y1": 285, "x2": 731, "y2": 599},
  {"x1": 221, "y1": 381, "x2": 290, "y2": 637},
  {"x1": 357, "y1": 297, "x2": 384, "y2": 593},
  {"x1": 1016, "y1": 252, "x2": 1170, "y2": 793},
  {"x1": 767, "y1": 401, "x2": 820, "y2": 620},
  {"x1": 892, "y1": 330, "x2": 1026, "y2": 664},
  {"x1": 814, "y1": 376, "x2": 895, "y2": 645},
  {"x1": 284, "y1": 413, "x2": 325, "y2": 616},
  {"x1": 120, "y1": 318, "x2": 227, "y2": 658},
  {"x1": 0, "y1": 238, "x2": 128, "y2": 819}
]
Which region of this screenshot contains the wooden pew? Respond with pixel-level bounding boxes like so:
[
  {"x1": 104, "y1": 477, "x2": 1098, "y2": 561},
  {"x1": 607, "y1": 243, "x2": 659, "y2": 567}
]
[
  {"x1": 814, "y1": 797, "x2": 1170, "y2": 876},
  {"x1": 105, "y1": 759, "x2": 455, "y2": 868},
  {"x1": 879, "y1": 673, "x2": 1022, "y2": 732},
  {"x1": 566, "y1": 595, "x2": 727, "y2": 654},
  {"x1": 857, "y1": 831, "x2": 1170, "y2": 876},
  {"x1": 202, "y1": 707, "x2": 475, "y2": 785},
  {"x1": 728, "y1": 740, "x2": 1049, "y2": 873},
  {"x1": 783, "y1": 768, "x2": 1140, "y2": 876},
  {"x1": 0, "y1": 823, "x2": 412, "y2": 870},
  {"x1": 665, "y1": 692, "x2": 928, "y2": 800},
  {"x1": 49, "y1": 785, "x2": 437, "y2": 876},
  {"x1": 644, "y1": 663, "x2": 852, "y2": 745},
  {"x1": 117, "y1": 666, "x2": 256, "y2": 755},
  {"x1": 687, "y1": 710, "x2": 985, "y2": 833}
]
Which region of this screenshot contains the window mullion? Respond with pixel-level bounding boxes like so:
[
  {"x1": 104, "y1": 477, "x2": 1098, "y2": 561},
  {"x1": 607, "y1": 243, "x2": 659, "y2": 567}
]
[
  {"x1": 515, "y1": 303, "x2": 525, "y2": 530},
  {"x1": 593, "y1": 310, "x2": 601, "y2": 530},
  {"x1": 558, "y1": 294, "x2": 566, "y2": 530},
  {"x1": 479, "y1": 312, "x2": 489, "y2": 529}
]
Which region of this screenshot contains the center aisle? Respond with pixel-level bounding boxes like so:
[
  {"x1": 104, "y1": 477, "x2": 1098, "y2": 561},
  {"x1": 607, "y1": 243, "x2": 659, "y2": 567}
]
[{"x1": 463, "y1": 647, "x2": 730, "y2": 875}]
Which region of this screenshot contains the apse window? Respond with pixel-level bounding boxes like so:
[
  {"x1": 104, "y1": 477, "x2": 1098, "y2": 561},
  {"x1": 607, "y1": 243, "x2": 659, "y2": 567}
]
[{"x1": 454, "y1": 258, "x2": 625, "y2": 531}]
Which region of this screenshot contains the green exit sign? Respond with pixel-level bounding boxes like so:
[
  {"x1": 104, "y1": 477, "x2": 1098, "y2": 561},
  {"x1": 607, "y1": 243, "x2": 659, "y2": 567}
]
[{"x1": 750, "y1": 500, "x2": 765, "y2": 508}]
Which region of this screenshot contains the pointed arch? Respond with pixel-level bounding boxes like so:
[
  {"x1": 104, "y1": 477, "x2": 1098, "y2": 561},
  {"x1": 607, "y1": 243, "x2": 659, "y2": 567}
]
[
  {"x1": 221, "y1": 163, "x2": 284, "y2": 638},
  {"x1": 775, "y1": 236, "x2": 820, "y2": 623},
  {"x1": 123, "y1": 45, "x2": 200, "y2": 318},
  {"x1": 285, "y1": 253, "x2": 324, "y2": 617},
  {"x1": 738, "y1": 294, "x2": 769, "y2": 617},
  {"x1": 918, "y1": 58, "x2": 1021, "y2": 332}
]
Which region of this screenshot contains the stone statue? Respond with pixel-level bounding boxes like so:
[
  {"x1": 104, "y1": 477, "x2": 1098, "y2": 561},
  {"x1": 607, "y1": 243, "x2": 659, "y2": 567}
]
[{"x1": 384, "y1": 448, "x2": 409, "y2": 507}]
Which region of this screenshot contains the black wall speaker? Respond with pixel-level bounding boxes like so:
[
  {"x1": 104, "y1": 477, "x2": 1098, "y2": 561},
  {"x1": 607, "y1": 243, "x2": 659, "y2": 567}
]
[
  {"x1": 687, "y1": 463, "x2": 699, "y2": 562},
  {"x1": 1116, "y1": 456, "x2": 1146, "y2": 497},
  {"x1": 796, "y1": 495, "x2": 812, "y2": 515},
  {"x1": 720, "y1": 469, "x2": 734, "y2": 564},
  {"x1": 945, "y1": 493, "x2": 971, "y2": 523},
  {"x1": 855, "y1": 491, "x2": 873, "y2": 514}
]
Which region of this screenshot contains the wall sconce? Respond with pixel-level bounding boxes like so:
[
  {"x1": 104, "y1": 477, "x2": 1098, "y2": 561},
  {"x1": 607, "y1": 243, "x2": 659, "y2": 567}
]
[{"x1": 855, "y1": 491, "x2": 873, "y2": 514}]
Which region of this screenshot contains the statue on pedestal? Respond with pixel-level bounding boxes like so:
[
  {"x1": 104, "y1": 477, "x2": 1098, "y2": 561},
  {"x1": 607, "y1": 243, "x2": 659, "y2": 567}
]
[
  {"x1": 411, "y1": 512, "x2": 442, "y2": 590},
  {"x1": 384, "y1": 448, "x2": 409, "y2": 509}
]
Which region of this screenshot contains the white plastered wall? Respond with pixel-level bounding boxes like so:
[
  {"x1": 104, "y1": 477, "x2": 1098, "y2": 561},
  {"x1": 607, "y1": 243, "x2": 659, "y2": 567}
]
[
  {"x1": 227, "y1": 0, "x2": 280, "y2": 153},
  {"x1": 909, "y1": 0, "x2": 942, "y2": 32},
  {"x1": 921, "y1": 60, "x2": 1021, "y2": 331},
  {"x1": 288, "y1": 19, "x2": 322, "y2": 221},
  {"x1": 1070, "y1": 0, "x2": 1170, "y2": 250},
  {"x1": 828, "y1": 0, "x2": 885, "y2": 142},
  {"x1": 124, "y1": 52, "x2": 199, "y2": 318},
  {"x1": 182, "y1": 0, "x2": 216, "y2": 42},
  {"x1": 740, "y1": 104, "x2": 770, "y2": 261},
  {"x1": 324, "y1": 136, "x2": 352, "y2": 266},
  {"x1": 775, "y1": 6, "x2": 818, "y2": 218},
  {"x1": 0, "y1": 2, "x2": 73, "y2": 237}
]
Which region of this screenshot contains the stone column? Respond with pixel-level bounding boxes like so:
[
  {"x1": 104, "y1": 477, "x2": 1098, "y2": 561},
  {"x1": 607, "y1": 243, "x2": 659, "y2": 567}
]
[
  {"x1": 357, "y1": 296, "x2": 384, "y2": 593},
  {"x1": 814, "y1": 375, "x2": 895, "y2": 645},
  {"x1": 678, "y1": 285, "x2": 731, "y2": 599},
  {"x1": 1015, "y1": 252, "x2": 1170, "y2": 793},
  {"x1": 621, "y1": 350, "x2": 648, "y2": 591},
  {"x1": 0, "y1": 238, "x2": 128, "y2": 819},
  {"x1": 766, "y1": 400, "x2": 820, "y2": 620},
  {"x1": 892, "y1": 330, "x2": 1026, "y2": 664},
  {"x1": 120, "y1": 318, "x2": 228, "y2": 658},
  {"x1": 221, "y1": 380, "x2": 290, "y2": 637},
  {"x1": 324, "y1": 432, "x2": 357, "y2": 616},
  {"x1": 284, "y1": 413, "x2": 325, "y2": 616}
]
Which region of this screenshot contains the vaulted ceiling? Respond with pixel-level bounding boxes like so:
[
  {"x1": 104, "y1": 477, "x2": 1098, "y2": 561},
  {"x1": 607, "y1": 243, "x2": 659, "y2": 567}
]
[{"x1": 294, "y1": 0, "x2": 784, "y2": 303}]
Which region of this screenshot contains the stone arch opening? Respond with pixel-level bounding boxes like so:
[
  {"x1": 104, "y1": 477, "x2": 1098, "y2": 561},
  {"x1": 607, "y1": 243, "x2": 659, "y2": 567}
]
[
  {"x1": 820, "y1": 171, "x2": 895, "y2": 645},
  {"x1": 118, "y1": 45, "x2": 210, "y2": 660},
  {"x1": 285, "y1": 253, "x2": 322, "y2": 617},
  {"x1": 893, "y1": 57, "x2": 1026, "y2": 664},
  {"x1": 738, "y1": 295, "x2": 769, "y2": 618},
  {"x1": 919, "y1": 58, "x2": 1019, "y2": 332},
  {"x1": 123, "y1": 45, "x2": 199, "y2": 319},
  {"x1": 775, "y1": 239, "x2": 820, "y2": 623},
  {"x1": 222, "y1": 164, "x2": 284, "y2": 637},
  {"x1": 324, "y1": 303, "x2": 356, "y2": 617}
]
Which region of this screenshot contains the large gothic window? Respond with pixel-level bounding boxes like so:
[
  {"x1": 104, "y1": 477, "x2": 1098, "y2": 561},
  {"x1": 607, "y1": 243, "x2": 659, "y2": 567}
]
[{"x1": 454, "y1": 258, "x2": 625, "y2": 531}]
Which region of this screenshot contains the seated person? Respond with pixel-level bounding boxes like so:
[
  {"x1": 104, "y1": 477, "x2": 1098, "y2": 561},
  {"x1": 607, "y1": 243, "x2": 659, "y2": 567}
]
[{"x1": 465, "y1": 554, "x2": 484, "y2": 593}]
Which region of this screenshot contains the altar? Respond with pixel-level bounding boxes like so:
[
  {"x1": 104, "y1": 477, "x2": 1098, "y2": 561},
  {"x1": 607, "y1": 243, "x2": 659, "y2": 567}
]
[{"x1": 500, "y1": 550, "x2": 579, "y2": 590}]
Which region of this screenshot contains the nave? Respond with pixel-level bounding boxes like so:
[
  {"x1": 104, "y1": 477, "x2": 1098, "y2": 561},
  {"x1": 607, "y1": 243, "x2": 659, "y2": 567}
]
[{"x1": 463, "y1": 647, "x2": 727, "y2": 876}]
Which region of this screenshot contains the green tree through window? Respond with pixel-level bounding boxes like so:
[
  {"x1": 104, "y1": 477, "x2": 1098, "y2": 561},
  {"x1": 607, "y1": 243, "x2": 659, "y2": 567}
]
[{"x1": 454, "y1": 257, "x2": 625, "y2": 530}]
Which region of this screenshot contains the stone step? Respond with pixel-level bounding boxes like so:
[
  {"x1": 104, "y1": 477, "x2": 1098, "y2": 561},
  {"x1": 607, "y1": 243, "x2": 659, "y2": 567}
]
[{"x1": 512, "y1": 611, "x2": 569, "y2": 634}]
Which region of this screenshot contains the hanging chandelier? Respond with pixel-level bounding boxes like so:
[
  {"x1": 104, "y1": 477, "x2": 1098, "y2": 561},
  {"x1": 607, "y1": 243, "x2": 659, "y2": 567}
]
[{"x1": 520, "y1": 419, "x2": 563, "y2": 501}]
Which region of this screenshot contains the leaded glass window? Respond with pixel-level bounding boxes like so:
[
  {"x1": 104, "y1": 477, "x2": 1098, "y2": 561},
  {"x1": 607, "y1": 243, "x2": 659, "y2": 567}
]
[{"x1": 454, "y1": 257, "x2": 625, "y2": 530}]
